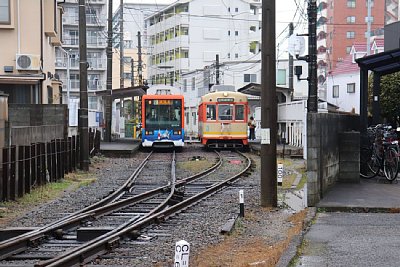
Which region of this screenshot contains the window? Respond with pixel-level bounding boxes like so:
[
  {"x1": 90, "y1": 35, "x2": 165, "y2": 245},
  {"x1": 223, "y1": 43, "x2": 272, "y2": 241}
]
[
  {"x1": 244, "y1": 74, "x2": 257, "y2": 83},
  {"x1": 346, "y1": 31, "x2": 355, "y2": 39},
  {"x1": 347, "y1": 83, "x2": 355, "y2": 93},
  {"x1": 47, "y1": 86, "x2": 53, "y2": 104},
  {"x1": 185, "y1": 112, "x2": 189, "y2": 124},
  {"x1": 227, "y1": 53, "x2": 231, "y2": 59},
  {"x1": 124, "y1": 72, "x2": 132, "y2": 80},
  {"x1": 235, "y1": 31, "x2": 238, "y2": 36},
  {"x1": 235, "y1": 7, "x2": 238, "y2": 12},
  {"x1": 218, "y1": 104, "x2": 233, "y2": 120},
  {"x1": 206, "y1": 104, "x2": 216, "y2": 120},
  {"x1": 235, "y1": 53, "x2": 239, "y2": 59},
  {"x1": 0, "y1": 0, "x2": 10, "y2": 24},
  {"x1": 228, "y1": 7, "x2": 230, "y2": 12},
  {"x1": 228, "y1": 30, "x2": 231, "y2": 36},
  {"x1": 277, "y1": 69, "x2": 286, "y2": 85},
  {"x1": 346, "y1": 46, "x2": 352, "y2": 54},
  {"x1": 88, "y1": 96, "x2": 98, "y2": 110},
  {"x1": 192, "y1": 112, "x2": 197, "y2": 125},
  {"x1": 346, "y1": 16, "x2": 355, "y2": 23},
  {"x1": 191, "y1": 77, "x2": 195, "y2": 91},
  {"x1": 365, "y1": 16, "x2": 374, "y2": 23},
  {"x1": 69, "y1": 30, "x2": 79, "y2": 45},
  {"x1": 333, "y1": 85, "x2": 339, "y2": 98},
  {"x1": 347, "y1": 0, "x2": 356, "y2": 8},
  {"x1": 183, "y1": 79, "x2": 187, "y2": 92},
  {"x1": 235, "y1": 105, "x2": 244, "y2": 120}
]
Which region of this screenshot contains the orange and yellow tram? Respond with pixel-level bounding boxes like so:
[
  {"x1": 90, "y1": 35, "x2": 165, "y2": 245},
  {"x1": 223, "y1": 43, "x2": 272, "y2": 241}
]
[{"x1": 198, "y1": 91, "x2": 249, "y2": 148}]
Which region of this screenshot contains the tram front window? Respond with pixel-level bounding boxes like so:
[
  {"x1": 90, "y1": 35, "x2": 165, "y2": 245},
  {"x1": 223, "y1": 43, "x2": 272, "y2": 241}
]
[
  {"x1": 145, "y1": 99, "x2": 182, "y2": 129},
  {"x1": 218, "y1": 104, "x2": 233, "y2": 121}
]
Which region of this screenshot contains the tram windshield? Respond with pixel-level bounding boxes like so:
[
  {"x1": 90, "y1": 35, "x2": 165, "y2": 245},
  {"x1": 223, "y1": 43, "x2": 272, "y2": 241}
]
[{"x1": 144, "y1": 99, "x2": 182, "y2": 130}]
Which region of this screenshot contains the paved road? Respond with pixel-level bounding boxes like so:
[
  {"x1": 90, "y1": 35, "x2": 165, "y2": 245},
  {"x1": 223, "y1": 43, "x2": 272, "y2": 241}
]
[{"x1": 297, "y1": 212, "x2": 400, "y2": 266}]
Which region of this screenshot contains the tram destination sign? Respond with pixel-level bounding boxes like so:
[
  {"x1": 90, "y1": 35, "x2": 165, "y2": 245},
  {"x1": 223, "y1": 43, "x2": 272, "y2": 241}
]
[{"x1": 217, "y1": 98, "x2": 234, "y2": 102}]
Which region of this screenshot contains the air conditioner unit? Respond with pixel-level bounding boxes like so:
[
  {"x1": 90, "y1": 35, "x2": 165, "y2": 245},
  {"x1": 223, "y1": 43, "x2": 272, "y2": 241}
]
[{"x1": 16, "y1": 54, "x2": 41, "y2": 70}]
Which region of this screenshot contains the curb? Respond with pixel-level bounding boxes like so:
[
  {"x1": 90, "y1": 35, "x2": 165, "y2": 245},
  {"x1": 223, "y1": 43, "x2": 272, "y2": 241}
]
[{"x1": 276, "y1": 207, "x2": 317, "y2": 267}]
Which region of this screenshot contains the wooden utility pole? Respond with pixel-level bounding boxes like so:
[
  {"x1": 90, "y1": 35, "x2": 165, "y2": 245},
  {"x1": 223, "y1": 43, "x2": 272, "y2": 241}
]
[
  {"x1": 78, "y1": 0, "x2": 89, "y2": 171},
  {"x1": 260, "y1": 0, "x2": 277, "y2": 207},
  {"x1": 105, "y1": 0, "x2": 113, "y2": 142}
]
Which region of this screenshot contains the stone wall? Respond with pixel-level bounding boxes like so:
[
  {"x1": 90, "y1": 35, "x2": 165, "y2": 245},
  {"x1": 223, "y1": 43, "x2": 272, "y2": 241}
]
[{"x1": 307, "y1": 113, "x2": 359, "y2": 206}]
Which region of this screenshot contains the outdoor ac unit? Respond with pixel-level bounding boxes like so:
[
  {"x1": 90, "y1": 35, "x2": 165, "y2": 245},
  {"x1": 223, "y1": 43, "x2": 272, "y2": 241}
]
[{"x1": 16, "y1": 54, "x2": 41, "y2": 70}]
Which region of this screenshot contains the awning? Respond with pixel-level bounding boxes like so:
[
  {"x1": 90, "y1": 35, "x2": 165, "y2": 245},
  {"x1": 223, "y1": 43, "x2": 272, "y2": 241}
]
[
  {"x1": 237, "y1": 83, "x2": 293, "y2": 96},
  {"x1": 0, "y1": 74, "x2": 45, "y2": 84},
  {"x1": 96, "y1": 85, "x2": 148, "y2": 100},
  {"x1": 356, "y1": 47, "x2": 400, "y2": 75}
]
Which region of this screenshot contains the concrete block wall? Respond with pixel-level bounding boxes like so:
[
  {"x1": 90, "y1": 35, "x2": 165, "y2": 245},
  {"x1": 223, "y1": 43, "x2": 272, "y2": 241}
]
[
  {"x1": 8, "y1": 104, "x2": 68, "y2": 146},
  {"x1": 307, "y1": 113, "x2": 359, "y2": 206},
  {"x1": 339, "y1": 132, "x2": 360, "y2": 183}
]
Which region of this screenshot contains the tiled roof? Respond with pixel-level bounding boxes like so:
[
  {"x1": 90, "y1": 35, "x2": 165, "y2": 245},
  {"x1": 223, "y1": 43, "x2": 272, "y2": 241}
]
[{"x1": 330, "y1": 54, "x2": 359, "y2": 76}]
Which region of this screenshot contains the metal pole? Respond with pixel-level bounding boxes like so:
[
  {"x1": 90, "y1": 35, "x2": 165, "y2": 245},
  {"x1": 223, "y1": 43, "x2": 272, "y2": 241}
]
[
  {"x1": 119, "y1": 1, "x2": 124, "y2": 90},
  {"x1": 261, "y1": 0, "x2": 277, "y2": 207},
  {"x1": 216, "y1": 54, "x2": 220, "y2": 85},
  {"x1": 137, "y1": 31, "x2": 143, "y2": 86},
  {"x1": 105, "y1": 0, "x2": 113, "y2": 142},
  {"x1": 78, "y1": 0, "x2": 89, "y2": 171}
]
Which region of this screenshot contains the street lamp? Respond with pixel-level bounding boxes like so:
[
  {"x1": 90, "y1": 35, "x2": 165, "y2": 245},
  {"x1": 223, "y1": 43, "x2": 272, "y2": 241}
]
[{"x1": 59, "y1": 47, "x2": 71, "y2": 108}]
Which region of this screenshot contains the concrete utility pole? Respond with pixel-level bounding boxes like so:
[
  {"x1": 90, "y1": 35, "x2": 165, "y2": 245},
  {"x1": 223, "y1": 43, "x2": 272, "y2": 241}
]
[
  {"x1": 78, "y1": 0, "x2": 89, "y2": 171},
  {"x1": 260, "y1": 0, "x2": 277, "y2": 207},
  {"x1": 216, "y1": 54, "x2": 220, "y2": 85},
  {"x1": 119, "y1": 1, "x2": 124, "y2": 120},
  {"x1": 131, "y1": 58, "x2": 135, "y2": 87},
  {"x1": 105, "y1": 0, "x2": 113, "y2": 142},
  {"x1": 137, "y1": 32, "x2": 143, "y2": 86},
  {"x1": 307, "y1": 0, "x2": 318, "y2": 113},
  {"x1": 289, "y1": 23, "x2": 294, "y2": 96},
  {"x1": 366, "y1": 0, "x2": 372, "y2": 55}
]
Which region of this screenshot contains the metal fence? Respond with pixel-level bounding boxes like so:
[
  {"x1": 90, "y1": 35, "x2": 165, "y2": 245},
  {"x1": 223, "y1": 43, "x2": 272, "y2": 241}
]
[{"x1": 1, "y1": 130, "x2": 101, "y2": 202}]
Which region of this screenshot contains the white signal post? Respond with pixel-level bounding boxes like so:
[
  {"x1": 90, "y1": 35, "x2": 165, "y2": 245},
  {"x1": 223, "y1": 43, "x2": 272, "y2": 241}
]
[
  {"x1": 175, "y1": 240, "x2": 190, "y2": 267},
  {"x1": 239, "y1": 189, "x2": 244, "y2": 217}
]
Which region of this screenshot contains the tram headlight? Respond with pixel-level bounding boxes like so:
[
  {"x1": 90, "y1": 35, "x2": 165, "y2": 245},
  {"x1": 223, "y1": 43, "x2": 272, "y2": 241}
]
[
  {"x1": 173, "y1": 130, "x2": 181, "y2": 135},
  {"x1": 145, "y1": 131, "x2": 154, "y2": 135}
]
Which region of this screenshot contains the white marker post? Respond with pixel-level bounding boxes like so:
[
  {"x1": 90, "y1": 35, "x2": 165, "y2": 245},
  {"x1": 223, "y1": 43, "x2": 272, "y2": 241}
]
[
  {"x1": 175, "y1": 240, "x2": 190, "y2": 267},
  {"x1": 239, "y1": 190, "x2": 244, "y2": 217},
  {"x1": 277, "y1": 163, "x2": 284, "y2": 186}
]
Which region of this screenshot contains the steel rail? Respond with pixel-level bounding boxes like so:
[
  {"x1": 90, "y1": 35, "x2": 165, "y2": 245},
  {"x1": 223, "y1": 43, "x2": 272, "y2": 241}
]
[
  {"x1": 0, "y1": 151, "x2": 222, "y2": 261},
  {"x1": 37, "y1": 152, "x2": 251, "y2": 267}
]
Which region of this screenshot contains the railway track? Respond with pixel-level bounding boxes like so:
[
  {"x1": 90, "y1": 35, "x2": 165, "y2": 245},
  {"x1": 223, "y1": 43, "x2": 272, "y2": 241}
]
[{"x1": 0, "y1": 149, "x2": 251, "y2": 266}]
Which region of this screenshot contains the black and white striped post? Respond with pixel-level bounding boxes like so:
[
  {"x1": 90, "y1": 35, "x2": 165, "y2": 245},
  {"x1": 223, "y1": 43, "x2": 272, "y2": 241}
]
[
  {"x1": 239, "y1": 189, "x2": 245, "y2": 217},
  {"x1": 175, "y1": 240, "x2": 190, "y2": 267}
]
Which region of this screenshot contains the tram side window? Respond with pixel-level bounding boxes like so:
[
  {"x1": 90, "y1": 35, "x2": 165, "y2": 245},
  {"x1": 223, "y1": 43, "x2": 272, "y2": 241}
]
[
  {"x1": 218, "y1": 104, "x2": 233, "y2": 121},
  {"x1": 206, "y1": 104, "x2": 216, "y2": 120},
  {"x1": 235, "y1": 105, "x2": 244, "y2": 120}
]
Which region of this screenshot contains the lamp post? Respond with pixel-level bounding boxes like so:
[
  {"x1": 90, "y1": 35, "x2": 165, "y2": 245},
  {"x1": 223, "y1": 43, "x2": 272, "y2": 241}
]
[{"x1": 59, "y1": 47, "x2": 71, "y2": 108}]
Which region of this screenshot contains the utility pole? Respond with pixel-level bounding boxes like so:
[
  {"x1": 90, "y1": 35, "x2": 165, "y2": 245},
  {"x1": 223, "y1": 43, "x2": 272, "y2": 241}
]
[
  {"x1": 216, "y1": 54, "x2": 220, "y2": 85},
  {"x1": 289, "y1": 23, "x2": 294, "y2": 97},
  {"x1": 307, "y1": 0, "x2": 318, "y2": 112},
  {"x1": 137, "y1": 31, "x2": 143, "y2": 86},
  {"x1": 119, "y1": 1, "x2": 124, "y2": 122},
  {"x1": 78, "y1": 0, "x2": 89, "y2": 171},
  {"x1": 366, "y1": 0, "x2": 372, "y2": 55},
  {"x1": 131, "y1": 58, "x2": 135, "y2": 87},
  {"x1": 105, "y1": 0, "x2": 113, "y2": 142},
  {"x1": 260, "y1": 0, "x2": 277, "y2": 207}
]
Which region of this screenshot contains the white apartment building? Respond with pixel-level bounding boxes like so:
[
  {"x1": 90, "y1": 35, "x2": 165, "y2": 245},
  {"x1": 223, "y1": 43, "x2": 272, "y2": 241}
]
[
  {"x1": 112, "y1": 2, "x2": 168, "y2": 50},
  {"x1": 55, "y1": 0, "x2": 107, "y2": 130},
  {"x1": 145, "y1": 0, "x2": 262, "y2": 87},
  {"x1": 144, "y1": 0, "x2": 262, "y2": 138}
]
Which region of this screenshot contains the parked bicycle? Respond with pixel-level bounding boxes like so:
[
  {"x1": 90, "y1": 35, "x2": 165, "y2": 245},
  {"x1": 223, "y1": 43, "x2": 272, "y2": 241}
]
[{"x1": 360, "y1": 124, "x2": 399, "y2": 182}]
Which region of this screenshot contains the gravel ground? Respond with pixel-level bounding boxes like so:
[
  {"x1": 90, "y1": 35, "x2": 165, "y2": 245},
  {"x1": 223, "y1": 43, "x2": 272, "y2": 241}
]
[{"x1": 0, "y1": 145, "x2": 312, "y2": 266}]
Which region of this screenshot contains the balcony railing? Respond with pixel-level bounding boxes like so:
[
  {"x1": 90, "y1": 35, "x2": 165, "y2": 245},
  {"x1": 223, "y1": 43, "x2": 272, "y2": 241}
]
[
  {"x1": 62, "y1": 37, "x2": 106, "y2": 47},
  {"x1": 64, "y1": 79, "x2": 106, "y2": 91},
  {"x1": 55, "y1": 57, "x2": 106, "y2": 70},
  {"x1": 63, "y1": 14, "x2": 106, "y2": 26}
]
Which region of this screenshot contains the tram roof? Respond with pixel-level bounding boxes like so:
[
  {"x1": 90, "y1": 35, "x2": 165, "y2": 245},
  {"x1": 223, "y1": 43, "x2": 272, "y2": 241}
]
[{"x1": 96, "y1": 85, "x2": 148, "y2": 100}]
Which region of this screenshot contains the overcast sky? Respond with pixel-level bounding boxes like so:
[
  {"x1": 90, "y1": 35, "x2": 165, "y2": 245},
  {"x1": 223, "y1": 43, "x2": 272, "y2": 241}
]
[{"x1": 113, "y1": 0, "x2": 306, "y2": 58}]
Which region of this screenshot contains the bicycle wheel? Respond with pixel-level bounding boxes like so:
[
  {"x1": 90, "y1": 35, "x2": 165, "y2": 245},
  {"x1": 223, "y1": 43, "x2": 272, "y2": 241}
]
[
  {"x1": 360, "y1": 147, "x2": 380, "y2": 178},
  {"x1": 383, "y1": 148, "x2": 399, "y2": 181}
]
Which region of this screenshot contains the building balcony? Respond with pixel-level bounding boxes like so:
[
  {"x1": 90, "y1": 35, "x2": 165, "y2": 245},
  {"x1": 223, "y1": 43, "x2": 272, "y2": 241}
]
[
  {"x1": 63, "y1": 79, "x2": 106, "y2": 92},
  {"x1": 62, "y1": 37, "x2": 106, "y2": 48},
  {"x1": 55, "y1": 57, "x2": 107, "y2": 70},
  {"x1": 147, "y1": 14, "x2": 189, "y2": 36},
  {"x1": 63, "y1": 15, "x2": 106, "y2": 26},
  {"x1": 152, "y1": 35, "x2": 189, "y2": 53}
]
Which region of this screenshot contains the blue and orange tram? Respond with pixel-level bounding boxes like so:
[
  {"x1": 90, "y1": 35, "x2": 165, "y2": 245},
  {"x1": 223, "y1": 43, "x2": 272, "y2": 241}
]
[
  {"x1": 141, "y1": 86, "x2": 184, "y2": 148},
  {"x1": 198, "y1": 91, "x2": 249, "y2": 148}
]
